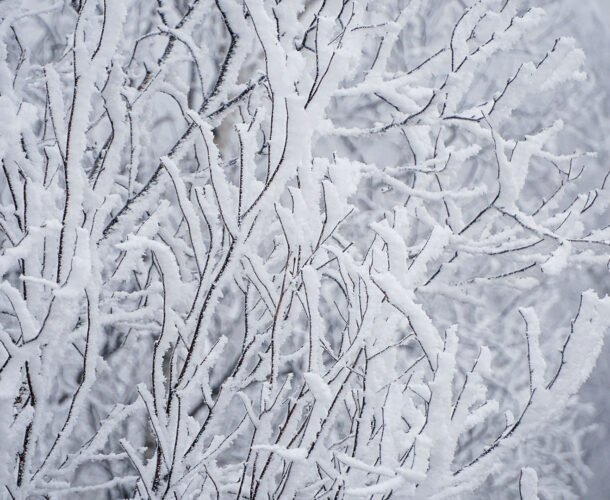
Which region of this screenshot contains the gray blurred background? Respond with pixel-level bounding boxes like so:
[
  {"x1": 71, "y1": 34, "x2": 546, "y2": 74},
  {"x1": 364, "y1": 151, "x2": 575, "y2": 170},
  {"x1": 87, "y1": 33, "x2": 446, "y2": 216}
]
[{"x1": 581, "y1": 2, "x2": 609, "y2": 497}]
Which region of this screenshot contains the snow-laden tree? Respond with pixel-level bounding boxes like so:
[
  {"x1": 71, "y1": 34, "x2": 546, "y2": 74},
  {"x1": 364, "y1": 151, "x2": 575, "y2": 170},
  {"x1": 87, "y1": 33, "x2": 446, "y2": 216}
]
[{"x1": 0, "y1": 0, "x2": 608, "y2": 498}]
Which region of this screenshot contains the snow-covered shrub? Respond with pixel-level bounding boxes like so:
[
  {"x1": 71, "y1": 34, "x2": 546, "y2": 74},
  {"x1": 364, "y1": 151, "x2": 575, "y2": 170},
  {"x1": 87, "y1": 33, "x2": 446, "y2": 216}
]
[{"x1": 0, "y1": 0, "x2": 608, "y2": 498}]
